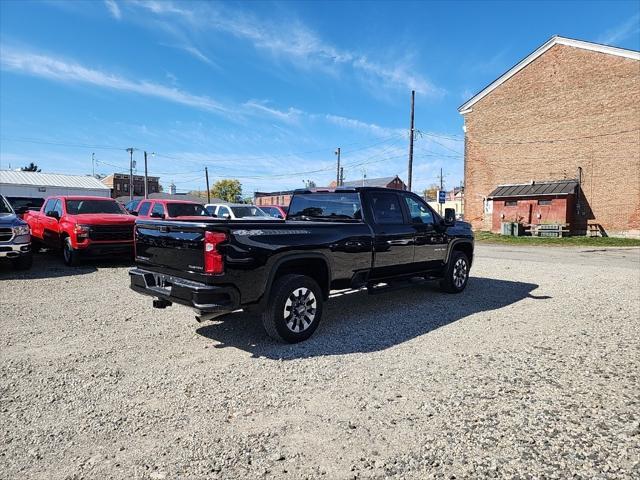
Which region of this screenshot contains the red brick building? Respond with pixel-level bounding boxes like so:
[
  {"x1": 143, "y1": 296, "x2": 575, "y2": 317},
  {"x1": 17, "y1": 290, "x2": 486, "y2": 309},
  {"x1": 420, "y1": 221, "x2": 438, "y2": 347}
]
[
  {"x1": 254, "y1": 190, "x2": 295, "y2": 207},
  {"x1": 459, "y1": 36, "x2": 640, "y2": 237},
  {"x1": 487, "y1": 180, "x2": 579, "y2": 233},
  {"x1": 101, "y1": 173, "x2": 160, "y2": 199}
]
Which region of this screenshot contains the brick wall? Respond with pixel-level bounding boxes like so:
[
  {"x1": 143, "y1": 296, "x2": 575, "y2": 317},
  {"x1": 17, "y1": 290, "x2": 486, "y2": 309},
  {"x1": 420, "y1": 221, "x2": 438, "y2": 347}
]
[
  {"x1": 463, "y1": 44, "x2": 640, "y2": 237},
  {"x1": 255, "y1": 195, "x2": 292, "y2": 206}
]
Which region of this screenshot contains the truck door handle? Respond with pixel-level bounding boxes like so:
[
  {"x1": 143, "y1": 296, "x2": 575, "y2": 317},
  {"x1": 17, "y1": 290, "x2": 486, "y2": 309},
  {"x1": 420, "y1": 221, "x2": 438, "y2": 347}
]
[{"x1": 345, "y1": 241, "x2": 363, "y2": 248}]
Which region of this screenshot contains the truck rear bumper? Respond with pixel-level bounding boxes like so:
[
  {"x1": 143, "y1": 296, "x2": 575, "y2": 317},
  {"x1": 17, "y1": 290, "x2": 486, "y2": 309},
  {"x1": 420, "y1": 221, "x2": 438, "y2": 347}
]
[{"x1": 129, "y1": 268, "x2": 240, "y2": 313}]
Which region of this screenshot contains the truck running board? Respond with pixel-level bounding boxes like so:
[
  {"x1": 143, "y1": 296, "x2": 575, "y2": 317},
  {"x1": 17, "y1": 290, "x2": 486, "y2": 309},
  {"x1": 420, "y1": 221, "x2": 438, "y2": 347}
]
[{"x1": 366, "y1": 276, "x2": 433, "y2": 295}]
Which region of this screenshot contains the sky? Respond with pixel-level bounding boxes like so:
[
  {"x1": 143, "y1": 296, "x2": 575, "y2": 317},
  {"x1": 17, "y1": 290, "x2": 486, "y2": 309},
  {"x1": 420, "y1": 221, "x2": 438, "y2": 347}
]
[{"x1": 1, "y1": 0, "x2": 639, "y2": 196}]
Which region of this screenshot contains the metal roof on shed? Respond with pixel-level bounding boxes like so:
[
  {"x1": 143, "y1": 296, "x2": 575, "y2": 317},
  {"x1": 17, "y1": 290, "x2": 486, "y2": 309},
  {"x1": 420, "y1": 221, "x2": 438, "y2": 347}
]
[
  {"x1": 0, "y1": 170, "x2": 109, "y2": 190},
  {"x1": 488, "y1": 180, "x2": 577, "y2": 198}
]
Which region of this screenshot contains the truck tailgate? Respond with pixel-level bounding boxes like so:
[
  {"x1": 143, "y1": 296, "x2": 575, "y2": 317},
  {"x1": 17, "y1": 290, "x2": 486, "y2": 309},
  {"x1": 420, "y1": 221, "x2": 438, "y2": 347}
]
[{"x1": 135, "y1": 220, "x2": 213, "y2": 276}]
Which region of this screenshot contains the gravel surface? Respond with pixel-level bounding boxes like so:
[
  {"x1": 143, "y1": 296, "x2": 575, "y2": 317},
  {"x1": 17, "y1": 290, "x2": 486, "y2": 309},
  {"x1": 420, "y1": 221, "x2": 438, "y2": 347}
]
[{"x1": 1, "y1": 245, "x2": 639, "y2": 479}]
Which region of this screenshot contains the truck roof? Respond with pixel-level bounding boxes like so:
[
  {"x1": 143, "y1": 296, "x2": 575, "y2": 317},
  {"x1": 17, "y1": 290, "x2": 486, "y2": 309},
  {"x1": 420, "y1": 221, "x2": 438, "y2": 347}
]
[
  {"x1": 47, "y1": 195, "x2": 117, "y2": 201},
  {"x1": 293, "y1": 186, "x2": 405, "y2": 194}
]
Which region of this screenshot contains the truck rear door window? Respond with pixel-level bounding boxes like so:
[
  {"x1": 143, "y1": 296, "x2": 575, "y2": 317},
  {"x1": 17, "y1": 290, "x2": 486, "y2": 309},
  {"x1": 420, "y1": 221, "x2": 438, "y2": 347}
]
[
  {"x1": 288, "y1": 193, "x2": 362, "y2": 221},
  {"x1": 370, "y1": 192, "x2": 404, "y2": 225}
]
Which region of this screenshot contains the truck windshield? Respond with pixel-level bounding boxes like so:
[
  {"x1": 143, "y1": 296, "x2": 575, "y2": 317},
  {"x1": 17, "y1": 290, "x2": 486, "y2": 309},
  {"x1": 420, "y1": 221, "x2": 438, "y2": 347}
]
[
  {"x1": 0, "y1": 196, "x2": 14, "y2": 214},
  {"x1": 166, "y1": 203, "x2": 208, "y2": 217},
  {"x1": 288, "y1": 193, "x2": 362, "y2": 221},
  {"x1": 231, "y1": 206, "x2": 269, "y2": 218},
  {"x1": 66, "y1": 199, "x2": 125, "y2": 215}
]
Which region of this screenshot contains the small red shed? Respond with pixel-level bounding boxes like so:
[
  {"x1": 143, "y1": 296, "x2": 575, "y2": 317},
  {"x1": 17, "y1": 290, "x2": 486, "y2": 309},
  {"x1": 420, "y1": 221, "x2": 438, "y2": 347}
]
[{"x1": 487, "y1": 180, "x2": 581, "y2": 234}]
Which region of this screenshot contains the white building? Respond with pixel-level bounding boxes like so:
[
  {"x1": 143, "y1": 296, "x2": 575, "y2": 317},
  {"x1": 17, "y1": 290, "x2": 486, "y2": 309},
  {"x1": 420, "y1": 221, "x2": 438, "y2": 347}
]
[{"x1": 0, "y1": 170, "x2": 111, "y2": 199}]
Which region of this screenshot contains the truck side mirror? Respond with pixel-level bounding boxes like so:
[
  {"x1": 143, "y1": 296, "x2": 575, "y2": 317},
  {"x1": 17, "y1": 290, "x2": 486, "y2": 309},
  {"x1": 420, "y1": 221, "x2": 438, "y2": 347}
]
[
  {"x1": 444, "y1": 208, "x2": 456, "y2": 226},
  {"x1": 130, "y1": 210, "x2": 138, "y2": 216},
  {"x1": 46, "y1": 210, "x2": 60, "y2": 220},
  {"x1": 222, "y1": 213, "x2": 231, "y2": 220}
]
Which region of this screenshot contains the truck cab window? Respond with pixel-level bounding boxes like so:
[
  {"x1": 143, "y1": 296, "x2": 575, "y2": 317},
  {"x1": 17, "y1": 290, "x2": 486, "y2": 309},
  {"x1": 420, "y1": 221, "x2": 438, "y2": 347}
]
[
  {"x1": 53, "y1": 200, "x2": 64, "y2": 216},
  {"x1": 370, "y1": 192, "x2": 404, "y2": 225},
  {"x1": 152, "y1": 203, "x2": 165, "y2": 217},
  {"x1": 43, "y1": 199, "x2": 56, "y2": 214},
  {"x1": 402, "y1": 195, "x2": 433, "y2": 224},
  {"x1": 138, "y1": 202, "x2": 151, "y2": 216}
]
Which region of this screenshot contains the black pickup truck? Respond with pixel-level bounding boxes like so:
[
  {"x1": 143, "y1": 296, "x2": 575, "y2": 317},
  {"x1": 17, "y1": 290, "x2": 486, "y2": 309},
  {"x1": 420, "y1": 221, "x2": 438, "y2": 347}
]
[{"x1": 130, "y1": 187, "x2": 473, "y2": 343}]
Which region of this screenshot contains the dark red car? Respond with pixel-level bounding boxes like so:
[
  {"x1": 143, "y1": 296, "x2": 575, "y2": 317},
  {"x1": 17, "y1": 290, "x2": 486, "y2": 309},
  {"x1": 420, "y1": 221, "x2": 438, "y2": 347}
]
[{"x1": 133, "y1": 199, "x2": 210, "y2": 220}]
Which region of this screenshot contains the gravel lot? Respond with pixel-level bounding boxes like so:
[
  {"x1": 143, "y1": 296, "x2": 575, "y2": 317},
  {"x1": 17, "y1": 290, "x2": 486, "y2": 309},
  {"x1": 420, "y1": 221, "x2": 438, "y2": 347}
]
[{"x1": 1, "y1": 245, "x2": 639, "y2": 479}]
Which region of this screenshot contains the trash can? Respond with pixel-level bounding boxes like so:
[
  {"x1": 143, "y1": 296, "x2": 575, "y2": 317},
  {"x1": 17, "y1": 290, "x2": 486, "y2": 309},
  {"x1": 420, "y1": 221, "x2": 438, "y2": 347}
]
[{"x1": 501, "y1": 222, "x2": 514, "y2": 236}]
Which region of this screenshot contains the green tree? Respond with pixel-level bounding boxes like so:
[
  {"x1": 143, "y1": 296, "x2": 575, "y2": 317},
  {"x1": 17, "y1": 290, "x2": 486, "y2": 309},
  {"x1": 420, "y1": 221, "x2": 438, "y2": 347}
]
[
  {"x1": 21, "y1": 162, "x2": 41, "y2": 172},
  {"x1": 211, "y1": 179, "x2": 242, "y2": 203}
]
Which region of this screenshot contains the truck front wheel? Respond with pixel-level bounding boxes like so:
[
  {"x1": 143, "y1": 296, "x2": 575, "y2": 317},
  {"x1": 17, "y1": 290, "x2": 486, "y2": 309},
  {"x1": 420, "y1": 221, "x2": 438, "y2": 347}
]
[
  {"x1": 62, "y1": 237, "x2": 80, "y2": 266},
  {"x1": 261, "y1": 274, "x2": 324, "y2": 343},
  {"x1": 440, "y1": 250, "x2": 470, "y2": 293}
]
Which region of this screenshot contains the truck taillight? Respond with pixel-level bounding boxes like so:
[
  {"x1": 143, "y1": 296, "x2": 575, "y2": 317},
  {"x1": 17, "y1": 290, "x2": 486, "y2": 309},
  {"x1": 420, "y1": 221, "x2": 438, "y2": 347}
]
[{"x1": 204, "y1": 231, "x2": 227, "y2": 274}]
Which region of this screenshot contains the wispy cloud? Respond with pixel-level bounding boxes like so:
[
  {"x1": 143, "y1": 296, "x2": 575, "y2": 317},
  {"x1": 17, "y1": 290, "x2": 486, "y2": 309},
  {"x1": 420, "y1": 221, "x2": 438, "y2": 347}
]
[
  {"x1": 324, "y1": 114, "x2": 404, "y2": 138},
  {"x1": 244, "y1": 101, "x2": 303, "y2": 123},
  {"x1": 598, "y1": 13, "x2": 640, "y2": 46},
  {"x1": 130, "y1": 1, "x2": 440, "y2": 96},
  {"x1": 0, "y1": 45, "x2": 231, "y2": 115},
  {"x1": 104, "y1": 0, "x2": 121, "y2": 20}
]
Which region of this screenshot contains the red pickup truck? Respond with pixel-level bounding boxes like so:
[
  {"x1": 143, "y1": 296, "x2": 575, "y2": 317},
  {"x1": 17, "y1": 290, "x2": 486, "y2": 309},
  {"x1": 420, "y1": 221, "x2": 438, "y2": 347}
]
[{"x1": 23, "y1": 196, "x2": 135, "y2": 265}]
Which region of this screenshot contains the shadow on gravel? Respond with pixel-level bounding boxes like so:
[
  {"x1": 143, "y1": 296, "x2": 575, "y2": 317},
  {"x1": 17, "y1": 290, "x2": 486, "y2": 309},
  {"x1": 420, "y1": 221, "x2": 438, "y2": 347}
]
[
  {"x1": 0, "y1": 251, "x2": 133, "y2": 280},
  {"x1": 196, "y1": 277, "x2": 543, "y2": 359}
]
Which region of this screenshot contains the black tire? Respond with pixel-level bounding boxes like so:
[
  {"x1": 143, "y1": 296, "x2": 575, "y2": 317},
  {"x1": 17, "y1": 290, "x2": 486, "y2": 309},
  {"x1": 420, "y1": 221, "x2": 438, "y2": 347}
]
[
  {"x1": 62, "y1": 236, "x2": 80, "y2": 266},
  {"x1": 12, "y1": 253, "x2": 33, "y2": 270},
  {"x1": 261, "y1": 274, "x2": 324, "y2": 343},
  {"x1": 440, "y1": 250, "x2": 470, "y2": 293}
]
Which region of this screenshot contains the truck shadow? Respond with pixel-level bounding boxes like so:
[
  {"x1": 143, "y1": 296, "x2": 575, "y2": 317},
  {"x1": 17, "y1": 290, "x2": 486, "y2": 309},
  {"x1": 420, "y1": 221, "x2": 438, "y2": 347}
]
[
  {"x1": 0, "y1": 251, "x2": 133, "y2": 280},
  {"x1": 196, "y1": 277, "x2": 543, "y2": 359}
]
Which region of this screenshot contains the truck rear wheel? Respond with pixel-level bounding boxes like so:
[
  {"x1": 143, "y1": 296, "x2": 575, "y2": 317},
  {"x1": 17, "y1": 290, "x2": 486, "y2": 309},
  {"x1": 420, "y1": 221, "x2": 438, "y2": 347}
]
[
  {"x1": 261, "y1": 274, "x2": 323, "y2": 343},
  {"x1": 440, "y1": 250, "x2": 470, "y2": 293}
]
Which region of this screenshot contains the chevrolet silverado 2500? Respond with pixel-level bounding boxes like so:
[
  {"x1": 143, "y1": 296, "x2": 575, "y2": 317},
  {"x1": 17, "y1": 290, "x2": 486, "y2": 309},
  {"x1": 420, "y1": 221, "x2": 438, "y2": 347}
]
[{"x1": 129, "y1": 187, "x2": 474, "y2": 343}]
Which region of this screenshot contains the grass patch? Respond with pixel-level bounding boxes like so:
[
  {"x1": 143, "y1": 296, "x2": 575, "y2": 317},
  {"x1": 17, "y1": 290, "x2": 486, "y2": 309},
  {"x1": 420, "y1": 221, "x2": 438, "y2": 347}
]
[{"x1": 475, "y1": 231, "x2": 640, "y2": 247}]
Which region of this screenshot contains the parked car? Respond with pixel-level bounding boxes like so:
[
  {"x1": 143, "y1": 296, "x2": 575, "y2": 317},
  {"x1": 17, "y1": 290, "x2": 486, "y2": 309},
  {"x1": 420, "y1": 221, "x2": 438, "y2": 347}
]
[
  {"x1": 0, "y1": 194, "x2": 32, "y2": 269},
  {"x1": 130, "y1": 187, "x2": 474, "y2": 343},
  {"x1": 23, "y1": 196, "x2": 136, "y2": 266},
  {"x1": 260, "y1": 205, "x2": 288, "y2": 219},
  {"x1": 5, "y1": 196, "x2": 45, "y2": 218},
  {"x1": 204, "y1": 203, "x2": 276, "y2": 220},
  {"x1": 134, "y1": 199, "x2": 210, "y2": 220}
]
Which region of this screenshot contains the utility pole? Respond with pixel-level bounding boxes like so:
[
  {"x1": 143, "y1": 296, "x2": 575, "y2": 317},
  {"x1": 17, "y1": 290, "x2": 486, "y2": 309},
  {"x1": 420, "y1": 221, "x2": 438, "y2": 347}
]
[
  {"x1": 439, "y1": 167, "x2": 444, "y2": 215},
  {"x1": 126, "y1": 148, "x2": 134, "y2": 201},
  {"x1": 143, "y1": 151, "x2": 149, "y2": 199},
  {"x1": 335, "y1": 147, "x2": 341, "y2": 186},
  {"x1": 340, "y1": 167, "x2": 344, "y2": 187},
  {"x1": 92, "y1": 152, "x2": 95, "y2": 177},
  {"x1": 205, "y1": 167, "x2": 211, "y2": 203},
  {"x1": 407, "y1": 90, "x2": 415, "y2": 192}
]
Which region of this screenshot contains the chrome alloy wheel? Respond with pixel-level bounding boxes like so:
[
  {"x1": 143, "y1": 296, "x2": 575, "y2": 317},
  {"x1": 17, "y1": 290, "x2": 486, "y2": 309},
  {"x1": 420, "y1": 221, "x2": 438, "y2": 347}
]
[
  {"x1": 453, "y1": 257, "x2": 468, "y2": 288},
  {"x1": 283, "y1": 287, "x2": 317, "y2": 333}
]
